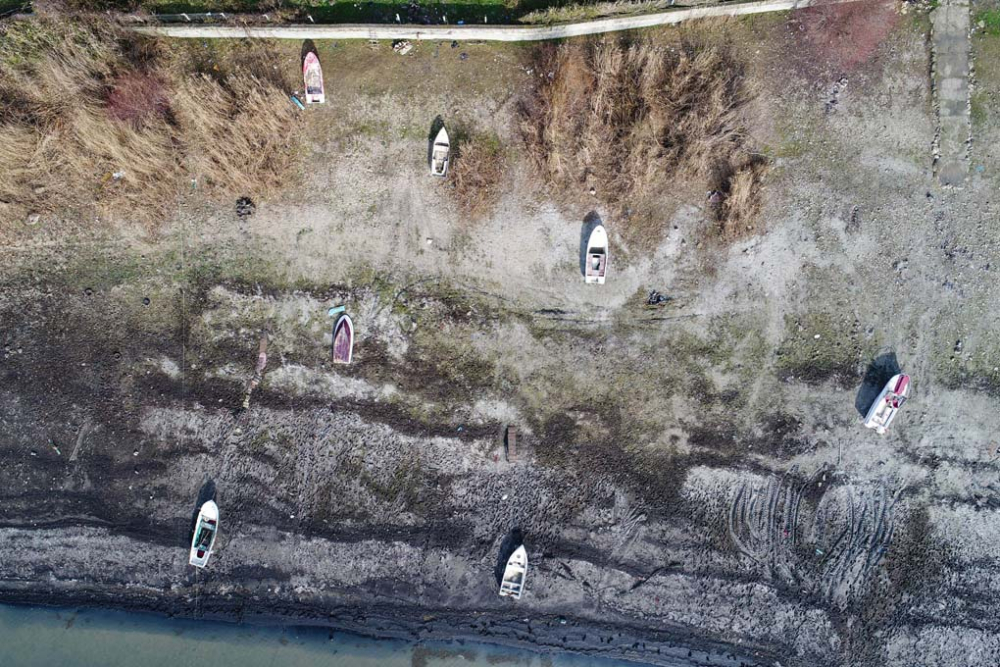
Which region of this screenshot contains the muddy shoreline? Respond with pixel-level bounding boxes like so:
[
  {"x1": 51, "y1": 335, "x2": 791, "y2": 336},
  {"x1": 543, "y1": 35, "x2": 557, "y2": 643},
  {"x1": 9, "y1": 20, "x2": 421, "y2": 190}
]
[{"x1": 0, "y1": 584, "x2": 767, "y2": 667}]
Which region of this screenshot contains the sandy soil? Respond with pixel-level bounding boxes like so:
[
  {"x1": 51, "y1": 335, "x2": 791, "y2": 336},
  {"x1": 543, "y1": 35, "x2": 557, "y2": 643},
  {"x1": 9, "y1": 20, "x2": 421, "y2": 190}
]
[{"x1": 2, "y1": 9, "x2": 1000, "y2": 667}]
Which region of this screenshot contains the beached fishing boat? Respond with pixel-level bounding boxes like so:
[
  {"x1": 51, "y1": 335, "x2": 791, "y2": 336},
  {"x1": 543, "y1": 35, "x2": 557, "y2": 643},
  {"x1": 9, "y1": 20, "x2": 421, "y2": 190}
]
[
  {"x1": 584, "y1": 224, "x2": 608, "y2": 284},
  {"x1": 499, "y1": 545, "x2": 527, "y2": 599},
  {"x1": 863, "y1": 373, "x2": 910, "y2": 434},
  {"x1": 332, "y1": 313, "x2": 354, "y2": 364},
  {"x1": 303, "y1": 52, "x2": 324, "y2": 104},
  {"x1": 189, "y1": 500, "x2": 219, "y2": 568},
  {"x1": 430, "y1": 126, "x2": 450, "y2": 177}
]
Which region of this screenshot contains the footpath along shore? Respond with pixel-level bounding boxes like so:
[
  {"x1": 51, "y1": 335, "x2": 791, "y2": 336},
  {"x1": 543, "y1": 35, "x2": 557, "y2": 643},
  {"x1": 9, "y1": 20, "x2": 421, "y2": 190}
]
[{"x1": 132, "y1": 0, "x2": 861, "y2": 41}]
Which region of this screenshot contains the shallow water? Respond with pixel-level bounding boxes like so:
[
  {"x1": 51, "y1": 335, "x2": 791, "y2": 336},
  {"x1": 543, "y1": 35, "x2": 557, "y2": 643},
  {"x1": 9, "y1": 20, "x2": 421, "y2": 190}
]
[{"x1": 0, "y1": 603, "x2": 646, "y2": 667}]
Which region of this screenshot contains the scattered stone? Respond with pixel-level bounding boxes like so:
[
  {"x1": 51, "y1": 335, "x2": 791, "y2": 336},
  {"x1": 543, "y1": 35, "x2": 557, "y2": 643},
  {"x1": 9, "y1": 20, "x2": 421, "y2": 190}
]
[{"x1": 25, "y1": 213, "x2": 40, "y2": 226}]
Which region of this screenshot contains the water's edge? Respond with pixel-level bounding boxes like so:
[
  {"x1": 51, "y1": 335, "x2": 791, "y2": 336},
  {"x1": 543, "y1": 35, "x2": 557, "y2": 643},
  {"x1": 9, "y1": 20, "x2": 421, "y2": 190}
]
[{"x1": 0, "y1": 585, "x2": 766, "y2": 667}]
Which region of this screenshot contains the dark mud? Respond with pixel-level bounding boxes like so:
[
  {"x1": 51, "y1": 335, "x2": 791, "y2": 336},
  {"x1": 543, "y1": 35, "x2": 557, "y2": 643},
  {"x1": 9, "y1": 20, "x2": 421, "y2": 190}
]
[{"x1": 2, "y1": 245, "x2": 999, "y2": 667}]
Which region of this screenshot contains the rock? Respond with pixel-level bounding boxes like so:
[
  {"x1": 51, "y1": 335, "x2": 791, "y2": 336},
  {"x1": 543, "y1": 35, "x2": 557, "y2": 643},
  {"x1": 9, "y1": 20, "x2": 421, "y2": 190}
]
[{"x1": 25, "y1": 213, "x2": 40, "y2": 226}]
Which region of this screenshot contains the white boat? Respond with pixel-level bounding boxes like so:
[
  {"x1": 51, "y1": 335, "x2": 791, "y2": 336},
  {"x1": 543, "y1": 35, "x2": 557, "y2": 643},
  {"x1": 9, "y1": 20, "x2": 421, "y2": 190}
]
[
  {"x1": 863, "y1": 374, "x2": 910, "y2": 434},
  {"x1": 430, "y1": 127, "x2": 450, "y2": 177},
  {"x1": 189, "y1": 500, "x2": 219, "y2": 568},
  {"x1": 499, "y1": 545, "x2": 527, "y2": 599},
  {"x1": 584, "y1": 224, "x2": 608, "y2": 284},
  {"x1": 303, "y1": 51, "x2": 324, "y2": 104}
]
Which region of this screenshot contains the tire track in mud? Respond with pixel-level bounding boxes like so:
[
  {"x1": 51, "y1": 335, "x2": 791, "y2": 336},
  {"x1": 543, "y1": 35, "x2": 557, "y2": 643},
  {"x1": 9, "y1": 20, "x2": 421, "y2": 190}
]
[{"x1": 728, "y1": 466, "x2": 899, "y2": 604}]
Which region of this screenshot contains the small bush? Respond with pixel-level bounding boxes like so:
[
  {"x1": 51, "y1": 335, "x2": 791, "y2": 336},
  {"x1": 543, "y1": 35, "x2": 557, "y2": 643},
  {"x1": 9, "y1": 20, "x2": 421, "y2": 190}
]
[{"x1": 105, "y1": 71, "x2": 170, "y2": 126}]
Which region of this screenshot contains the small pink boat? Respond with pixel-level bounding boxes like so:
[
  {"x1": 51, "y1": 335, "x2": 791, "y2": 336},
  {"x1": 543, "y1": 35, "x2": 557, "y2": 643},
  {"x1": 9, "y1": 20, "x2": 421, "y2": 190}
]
[
  {"x1": 303, "y1": 51, "x2": 324, "y2": 104},
  {"x1": 863, "y1": 373, "x2": 910, "y2": 434},
  {"x1": 332, "y1": 313, "x2": 353, "y2": 364}
]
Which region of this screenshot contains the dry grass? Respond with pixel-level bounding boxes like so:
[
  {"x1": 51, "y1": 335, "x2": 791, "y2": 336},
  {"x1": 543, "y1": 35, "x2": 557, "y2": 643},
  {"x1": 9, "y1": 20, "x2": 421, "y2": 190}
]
[
  {"x1": 519, "y1": 36, "x2": 768, "y2": 247},
  {"x1": 714, "y1": 156, "x2": 768, "y2": 240},
  {"x1": 0, "y1": 17, "x2": 301, "y2": 225},
  {"x1": 449, "y1": 133, "x2": 508, "y2": 220}
]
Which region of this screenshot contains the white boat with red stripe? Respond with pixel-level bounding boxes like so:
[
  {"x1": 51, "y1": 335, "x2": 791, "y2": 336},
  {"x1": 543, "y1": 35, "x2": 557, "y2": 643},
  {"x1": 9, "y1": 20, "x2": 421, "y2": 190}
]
[{"x1": 863, "y1": 373, "x2": 910, "y2": 434}]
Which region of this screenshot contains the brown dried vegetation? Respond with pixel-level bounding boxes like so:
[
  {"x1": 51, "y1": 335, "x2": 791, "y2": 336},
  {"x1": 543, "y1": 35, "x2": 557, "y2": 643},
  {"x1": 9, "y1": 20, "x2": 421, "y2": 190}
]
[
  {"x1": 0, "y1": 17, "x2": 301, "y2": 225},
  {"x1": 449, "y1": 133, "x2": 508, "y2": 220},
  {"x1": 519, "y1": 36, "x2": 768, "y2": 247}
]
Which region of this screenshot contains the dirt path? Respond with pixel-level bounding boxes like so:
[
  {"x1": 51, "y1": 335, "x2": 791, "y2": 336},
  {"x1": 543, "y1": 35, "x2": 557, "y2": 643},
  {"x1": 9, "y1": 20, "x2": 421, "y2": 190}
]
[{"x1": 133, "y1": 0, "x2": 861, "y2": 41}]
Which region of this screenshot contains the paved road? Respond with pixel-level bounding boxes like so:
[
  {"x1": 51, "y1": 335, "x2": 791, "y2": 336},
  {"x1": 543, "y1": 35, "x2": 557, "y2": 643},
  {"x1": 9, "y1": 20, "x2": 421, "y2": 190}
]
[
  {"x1": 932, "y1": 0, "x2": 971, "y2": 186},
  {"x1": 133, "y1": 0, "x2": 859, "y2": 41}
]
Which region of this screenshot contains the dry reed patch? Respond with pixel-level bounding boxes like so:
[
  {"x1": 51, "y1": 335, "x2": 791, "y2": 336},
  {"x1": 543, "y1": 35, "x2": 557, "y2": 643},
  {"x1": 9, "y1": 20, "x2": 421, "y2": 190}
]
[
  {"x1": 449, "y1": 133, "x2": 508, "y2": 221},
  {"x1": 0, "y1": 17, "x2": 301, "y2": 226},
  {"x1": 173, "y1": 74, "x2": 299, "y2": 195},
  {"x1": 519, "y1": 37, "x2": 768, "y2": 248},
  {"x1": 713, "y1": 156, "x2": 768, "y2": 240}
]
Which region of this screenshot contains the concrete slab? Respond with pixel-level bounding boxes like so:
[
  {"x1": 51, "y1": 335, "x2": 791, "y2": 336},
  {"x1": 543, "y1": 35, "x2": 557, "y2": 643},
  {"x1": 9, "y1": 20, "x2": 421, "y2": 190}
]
[{"x1": 931, "y1": 0, "x2": 971, "y2": 186}]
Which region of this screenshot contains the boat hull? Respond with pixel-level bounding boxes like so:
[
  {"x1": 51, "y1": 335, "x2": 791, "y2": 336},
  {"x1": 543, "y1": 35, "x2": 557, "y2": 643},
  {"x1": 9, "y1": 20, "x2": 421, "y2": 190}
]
[
  {"x1": 430, "y1": 127, "x2": 450, "y2": 177},
  {"x1": 332, "y1": 314, "x2": 354, "y2": 364},
  {"x1": 303, "y1": 52, "x2": 324, "y2": 104},
  {"x1": 584, "y1": 225, "x2": 608, "y2": 284},
  {"x1": 189, "y1": 500, "x2": 219, "y2": 568},
  {"x1": 863, "y1": 373, "x2": 910, "y2": 434},
  {"x1": 499, "y1": 545, "x2": 527, "y2": 600}
]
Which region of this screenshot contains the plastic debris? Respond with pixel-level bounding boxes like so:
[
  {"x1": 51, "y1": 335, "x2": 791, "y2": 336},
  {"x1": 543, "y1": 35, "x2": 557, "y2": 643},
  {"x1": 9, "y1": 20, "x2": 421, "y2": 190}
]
[
  {"x1": 236, "y1": 197, "x2": 256, "y2": 219},
  {"x1": 290, "y1": 95, "x2": 306, "y2": 111},
  {"x1": 393, "y1": 40, "x2": 413, "y2": 55},
  {"x1": 327, "y1": 305, "x2": 346, "y2": 317},
  {"x1": 646, "y1": 290, "x2": 670, "y2": 306}
]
